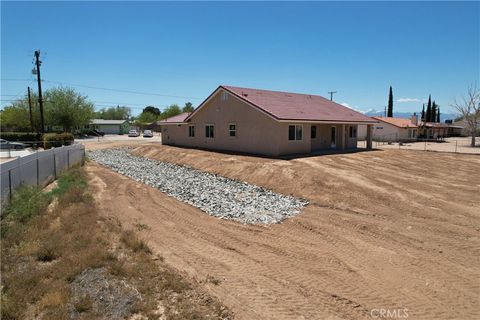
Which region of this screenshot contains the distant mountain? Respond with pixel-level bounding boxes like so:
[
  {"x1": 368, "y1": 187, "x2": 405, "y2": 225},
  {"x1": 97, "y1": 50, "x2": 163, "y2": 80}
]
[{"x1": 364, "y1": 110, "x2": 458, "y2": 123}]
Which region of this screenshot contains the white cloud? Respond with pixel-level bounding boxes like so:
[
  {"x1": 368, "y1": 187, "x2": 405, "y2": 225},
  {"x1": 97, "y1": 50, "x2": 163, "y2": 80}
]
[
  {"x1": 397, "y1": 98, "x2": 420, "y2": 103},
  {"x1": 340, "y1": 102, "x2": 369, "y2": 114}
]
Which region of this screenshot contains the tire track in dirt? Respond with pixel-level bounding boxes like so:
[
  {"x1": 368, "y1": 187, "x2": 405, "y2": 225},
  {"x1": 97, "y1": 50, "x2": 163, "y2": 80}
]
[{"x1": 88, "y1": 146, "x2": 480, "y2": 320}]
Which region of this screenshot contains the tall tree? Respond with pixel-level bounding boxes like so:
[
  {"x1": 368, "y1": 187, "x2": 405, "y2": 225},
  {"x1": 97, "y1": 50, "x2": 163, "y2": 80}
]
[
  {"x1": 432, "y1": 101, "x2": 437, "y2": 123},
  {"x1": 421, "y1": 104, "x2": 425, "y2": 122},
  {"x1": 0, "y1": 91, "x2": 40, "y2": 132},
  {"x1": 43, "y1": 87, "x2": 95, "y2": 132},
  {"x1": 161, "y1": 104, "x2": 182, "y2": 120},
  {"x1": 143, "y1": 106, "x2": 161, "y2": 116},
  {"x1": 451, "y1": 85, "x2": 480, "y2": 147},
  {"x1": 426, "y1": 95, "x2": 432, "y2": 122},
  {"x1": 183, "y1": 102, "x2": 194, "y2": 113},
  {"x1": 387, "y1": 86, "x2": 393, "y2": 117},
  {"x1": 96, "y1": 106, "x2": 131, "y2": 120},
  {"x1": 436, "y1": 107, "x2": 441, "y2": 123}
]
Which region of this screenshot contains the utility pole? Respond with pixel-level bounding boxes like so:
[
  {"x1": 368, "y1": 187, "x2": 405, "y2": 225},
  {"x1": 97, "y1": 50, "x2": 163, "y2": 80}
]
[
  {"x1": 328, "y1": 91, "x2": 337, "y2": 101},
  {"x1": 34, "y1": 50, "x2": 45, "y2": 134},
  {"x1": 27, "y1": 86, "x2": 34, "y2": 132}
]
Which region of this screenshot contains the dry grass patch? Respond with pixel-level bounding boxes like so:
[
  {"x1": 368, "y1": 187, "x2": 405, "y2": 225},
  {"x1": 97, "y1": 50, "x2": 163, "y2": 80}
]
[{"x1": 1, "y1": 167, "x2": 232, "y2": 320}]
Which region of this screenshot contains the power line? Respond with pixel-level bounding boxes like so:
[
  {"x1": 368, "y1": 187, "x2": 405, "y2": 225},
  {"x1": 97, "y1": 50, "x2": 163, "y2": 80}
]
[{"x1": 41, "y1": 79, "x2": 202, "y2": 100}]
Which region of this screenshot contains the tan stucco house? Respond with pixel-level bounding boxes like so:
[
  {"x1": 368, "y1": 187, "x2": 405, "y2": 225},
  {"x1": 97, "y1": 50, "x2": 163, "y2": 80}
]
[
  {"x1": 365, "y1": 116, "x2": 419, "y2": 142},
  {"x1": 159, "y1": 85, "x2": 376, "y2": 156}
]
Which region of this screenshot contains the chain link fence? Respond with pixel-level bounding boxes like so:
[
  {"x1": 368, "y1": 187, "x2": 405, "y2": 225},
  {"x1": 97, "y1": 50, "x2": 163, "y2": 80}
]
[{"x1": 358, "y1": 137, "x2": 480, "y2": 154}]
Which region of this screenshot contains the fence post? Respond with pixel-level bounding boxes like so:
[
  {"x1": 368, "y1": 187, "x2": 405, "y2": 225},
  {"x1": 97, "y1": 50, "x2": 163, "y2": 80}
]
[
  {"x1": 36, "y1": 155, "x2": 40, "y2": 186},
  {"x1": 67, "y1": 148, "x2": 70, "y2": 169},
  {"x1": 8, "y1": 170, "x2": 12, "y2": 201},
  {"x1": 424, "y1": 140, "x2": 427, "y2": 151},
  {"x1": 53, "y1": 152, "x2": 57, "y2": 179},
  {"x1": 455, "y1": 140, "x2": 458, "y2": 153}
]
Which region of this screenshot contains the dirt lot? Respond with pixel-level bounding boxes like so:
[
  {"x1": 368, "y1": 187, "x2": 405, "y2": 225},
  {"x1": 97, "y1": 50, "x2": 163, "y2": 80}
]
[
  {"x1": 87, "y1": 144, "x2": 480, "y2": 320},
  {"x1": 358, "y1": 137, "x2": 480, "y2": 154}
]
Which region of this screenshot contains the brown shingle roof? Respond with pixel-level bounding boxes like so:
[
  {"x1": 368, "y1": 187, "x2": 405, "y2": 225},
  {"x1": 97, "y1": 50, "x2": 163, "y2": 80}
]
[
  {"x1": 158, "y1": 112, "x2": 191, "y2": 124},
  {"x1": 373, "y1": 117, "x2": 418, "y2": 128},
  {"x1": 221, "y1": 85, "x2": 375, "y2": 123}
]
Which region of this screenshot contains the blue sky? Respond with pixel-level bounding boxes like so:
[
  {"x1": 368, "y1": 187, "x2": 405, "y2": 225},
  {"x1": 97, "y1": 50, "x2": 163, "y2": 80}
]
[{"x1": 1, "y1": 1, "x2": 479, "y2": 116}]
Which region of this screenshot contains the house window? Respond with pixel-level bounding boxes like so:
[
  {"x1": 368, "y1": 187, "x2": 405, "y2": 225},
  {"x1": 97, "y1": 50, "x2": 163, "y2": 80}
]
[
  {"x1": 288, "y1": 125, "x2": 303, "y2": 141},
  {"x1": 188, "y1": 125, "x2": 195, "y2": 137},
  {"x1": 229, "y1": 124, "x2": 236, "y2": 137},
  {"x1": 349, "y1": 126, "x2": 357, "y2": 138},
  {"x1": 311, "y1": 125, "x2": 317, "y2": 139},
  {"x1": 205, "y1": 125, "x2": 214, "y2": 138},
  {"x1": 221, "y1": 91, "x2": 228, "y2": 101}
]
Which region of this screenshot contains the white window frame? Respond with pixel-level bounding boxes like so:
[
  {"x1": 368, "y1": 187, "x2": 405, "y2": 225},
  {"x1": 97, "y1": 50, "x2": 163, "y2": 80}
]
[
  {"x1": 205, "y1": 124, "x2": 215, "y2": 138},
  {"x1": 228, "y1": 123, "x2": 237, "y2": 137},
  {"x1": 188, "y1": 125, "x2": 195, "y2": 138},
  {"x1": 288, "y1": 124, "x2": 303, "y2": 141}
]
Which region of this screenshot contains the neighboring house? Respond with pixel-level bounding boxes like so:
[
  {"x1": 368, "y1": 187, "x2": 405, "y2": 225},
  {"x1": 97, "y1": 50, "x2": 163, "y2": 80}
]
[
  {"x1": 372, "y1": 116, "x2": 418, "y2": 141},
  {"x1": 417, "y1": 122, "x2": 449, "y2": 139},
  {"x1": 158, "y1": 85, "x2": 376, "y2": 157},
  {"x1": 451, "y1": 118, "x2": 480, "y2": 136},
  {"x1": 90, "y1": 119, "x2": 130, "y2": 134}
]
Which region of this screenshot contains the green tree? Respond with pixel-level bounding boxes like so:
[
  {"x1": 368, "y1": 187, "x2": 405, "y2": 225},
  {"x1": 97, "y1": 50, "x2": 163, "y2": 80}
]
[
  {"x1": 96, "y1": 106, "x2": 131, "y2": 120},
  {"x1": 426, "y1": 95, "x2": 432, "y2": 122},
  {"x1": 135, "y1": 111, "x2": 158, "y2": 124},
  {"x1": 43, "y1": 87, "x2": 95, "y2": 132},
  {"x1": 387, "y1": 86, "x2": 393, "y2": 117},
  {"x1": 436, "y1": 107, "x2": 440, "y2": 123},
  {"x1": 183, "y1": 102, "x2": 194, "y2": 113},
  {"x1": 432, "y1": 101, "x2": 437, "y2": 123},
  {"x1": 161, "y1": 104, "x2": 182, "y2": 119},
  {"x1": 0, "y1": 104, "x2": 31, "y2": 132},
  {"x1": 143, "y1": 106, "x2": 161, "y2": 116},
  {"x1": 0, "y1": 92, "x2": 40, "y2": 132},
  {"x1": 421, "y1": 104, "x2": 425, "y2": 122}
]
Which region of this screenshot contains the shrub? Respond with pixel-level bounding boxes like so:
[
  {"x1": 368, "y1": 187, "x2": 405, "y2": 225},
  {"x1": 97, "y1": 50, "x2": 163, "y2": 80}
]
[
  {"x1": 3, "y1": 186, "x2": 52, "y2": 224},
  {"x1": 0, "y1": 132, "x2": 42, "y2": 145},
  {"x1": 43, "y1": 132, "x2": 74, "y2": 149}
]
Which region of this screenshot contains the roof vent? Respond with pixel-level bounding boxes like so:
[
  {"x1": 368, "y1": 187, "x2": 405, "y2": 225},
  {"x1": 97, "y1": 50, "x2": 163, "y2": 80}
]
[{"x1": 242, "y1": 92, "x2": 248, "y2": 97}]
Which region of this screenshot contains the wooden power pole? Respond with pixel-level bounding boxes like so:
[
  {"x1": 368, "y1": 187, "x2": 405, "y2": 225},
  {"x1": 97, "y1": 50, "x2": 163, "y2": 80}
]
[
  {"x1": 328, "y1": 91, "x2": 337, "y2": 101},
  {"x1": 34, "y1": 50, "x2": 45, "y2": 134},
  {"x1": 27, "y1": 86, "x2": 34, "y2": 132}
]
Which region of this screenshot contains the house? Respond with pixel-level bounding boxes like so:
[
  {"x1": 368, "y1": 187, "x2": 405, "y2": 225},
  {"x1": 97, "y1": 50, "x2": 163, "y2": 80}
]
[
  {"x1": 358, "y1": 115, "x2": 419, "y2": 142},
  {"x1": 90, "y1": 119, "x2": 130, "y2": 134},
  {"x1": 417, "y1": 122, "x2": 449, "y2": 139},
  {"x1": 158, "y1": 85, "x2": 376, "y2": 156}
]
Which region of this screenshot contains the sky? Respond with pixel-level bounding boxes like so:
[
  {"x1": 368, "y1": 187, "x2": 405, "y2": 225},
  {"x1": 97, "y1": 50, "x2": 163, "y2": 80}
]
[{"x1": 1, "y1": 1, "x2": 479, "y2": 117}]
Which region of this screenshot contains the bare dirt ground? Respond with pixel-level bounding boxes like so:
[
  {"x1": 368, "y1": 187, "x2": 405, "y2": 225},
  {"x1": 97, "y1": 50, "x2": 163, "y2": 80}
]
[
  {"x1": 87, "y1": 143, "x2": 480, "y2": 320},
  {"x1": 358, "y1": 137, "x2": 480, "y2": 154}
]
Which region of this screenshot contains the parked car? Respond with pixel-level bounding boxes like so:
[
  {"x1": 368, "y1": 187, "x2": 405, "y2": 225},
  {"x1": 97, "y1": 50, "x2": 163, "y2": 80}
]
[
  {"x1": 143, "y1": 130, "x2": 154, "y2": 138},
  {"x1": 128, "y1": 129, "x2": 140, "y2": 137},
  {"x1": 0, "y1": 139, "x2": 26, "y2": 150}
]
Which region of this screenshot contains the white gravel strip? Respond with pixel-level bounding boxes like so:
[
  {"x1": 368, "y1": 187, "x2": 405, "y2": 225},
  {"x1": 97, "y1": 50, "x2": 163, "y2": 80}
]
[{"x1": 88, "y1": 148, "x2": 308, "y2": 224}]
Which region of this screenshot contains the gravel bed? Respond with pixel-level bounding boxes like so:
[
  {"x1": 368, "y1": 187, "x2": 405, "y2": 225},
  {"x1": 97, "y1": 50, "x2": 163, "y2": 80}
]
[{"x1": 88, "y1": 148, "x2": 308, "y2": 224}]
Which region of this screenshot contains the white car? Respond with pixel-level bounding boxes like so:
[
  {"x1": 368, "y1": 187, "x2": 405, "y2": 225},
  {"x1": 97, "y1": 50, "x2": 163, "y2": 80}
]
[
  {"x1": 128, "y1": 130, "x2": 140, "y2": 137},
  {"x1": 143, "y1": 130, "x2": 154, "y2": 138}
]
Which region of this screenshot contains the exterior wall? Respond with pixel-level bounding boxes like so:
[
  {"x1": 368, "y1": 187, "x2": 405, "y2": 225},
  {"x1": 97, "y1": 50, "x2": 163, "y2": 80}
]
[
  {"x1": 92, "y1": 122, "x2": 129, "y2": 134},
  {"x1": 162, "y1": 91, "x2": 282, "y2": 156},
  {"x1": 310, "y1": 124, "x2": 357, "y2": 150},
  {"x1": 372, "y1": 122, "x2": 416, "y2": 141}
]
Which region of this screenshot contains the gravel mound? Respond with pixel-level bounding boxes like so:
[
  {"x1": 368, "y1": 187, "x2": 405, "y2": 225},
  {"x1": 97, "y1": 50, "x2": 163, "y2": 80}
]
[{"x1": 89, "y1": 148, "x2": 308, "y2": 224}]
